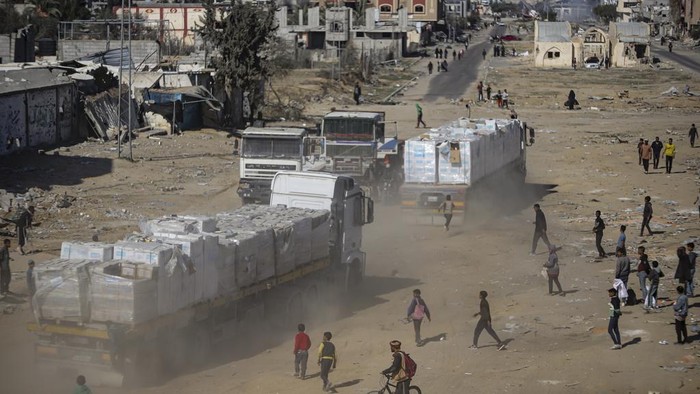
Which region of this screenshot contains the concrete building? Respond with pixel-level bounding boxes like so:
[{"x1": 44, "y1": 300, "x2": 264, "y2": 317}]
[
  {"x1": 580, "y1": 27, "x2": 610, "y2": 65},
  {"x1": 617, "y1": 0, "x2": 642, "y2": 22},
  {"x1": 444, "y1": 0, "x2": 470, "y2": 18},
  {"x1": 0, "y1": 69, "x2": 79, "y2": 156},
  {"x1": 682, "y1": 0, "x2": 700, "y2": 29},
  {"x1": 609, "y1": 22, "x2": 651, "y2": 67},
  {"x1": 277, "y1": 6, "x2": 412, "y2": 61},
  {"x1": 533, "y1": 21, "x2": 573, "y2": 68},
  {"x1": 374, "y1": 0, "x2": 440, "y2": 22}
]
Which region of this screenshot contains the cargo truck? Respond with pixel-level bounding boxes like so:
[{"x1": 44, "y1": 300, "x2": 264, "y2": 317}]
[
  {"x1": 399, "y1": 118, "x2": 526, "y2": 225},
  {"x1": 319, "y1": 111, "x2": 404, "y2": 186},
  {"x1": 27, "y1": 171, "x2": 373, "y2": 387}
]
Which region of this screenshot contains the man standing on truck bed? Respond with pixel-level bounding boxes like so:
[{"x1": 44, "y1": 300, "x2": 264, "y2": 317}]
[
  {"x1": 318, "y1": 331, "x2": 337, "y2": 392},
  {"x1": 531, "y1": 204, "x2": 551, "y2": 255},
  {"x1": 293, "y1": 323, "x2": 311, "y2": 379}
]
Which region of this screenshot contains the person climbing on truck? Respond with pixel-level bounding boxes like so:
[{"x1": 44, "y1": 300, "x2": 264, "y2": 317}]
[
  {"x1": 317, "y1": 331, "x2": 337, "y2": 392},
  {"x1": 438, "y1": 195, "x2": 455, "y2": 231},
  {"x1": 407, "y1": 289, "x2": 431, "y2": 346}
]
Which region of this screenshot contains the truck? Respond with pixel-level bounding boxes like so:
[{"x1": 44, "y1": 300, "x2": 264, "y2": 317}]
[
  {"x1": 27, "y1": 171, "x2": 373, "y2": 387},
  {"x1": 399, "y1": 118, "x2": 526, "y2": 225},
  {"x1": 320, "y1": 111, "x2": 404, "y2": 187},
  {"x1": 236, "y1": 127, "x2": 310, "y2": 204}
]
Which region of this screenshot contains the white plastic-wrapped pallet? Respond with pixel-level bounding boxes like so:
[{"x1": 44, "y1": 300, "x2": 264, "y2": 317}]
[
  {"x1": 32, "y1": 259, "x2": 96, "y2": 322},
  {"x1": 90, "y1": 261, "x2": 158, "y2": 324},
  {"x1": 153, "y1": 233, "x2": 205, "y2": 303},
  {"x1": 60, "y1": 242, "x2": 114, "y2": 261}
]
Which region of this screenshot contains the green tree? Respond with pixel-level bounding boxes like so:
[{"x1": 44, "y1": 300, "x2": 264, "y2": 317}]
[
  {"x1": 197, "y1": 0, "x2": 278, "y2": 124},
  {"x1": 593, "y1": 4, "x2": 619, "y2": 24},
  {"x1": 0, "y1": 3, "x2": 24, "y2": 34}
]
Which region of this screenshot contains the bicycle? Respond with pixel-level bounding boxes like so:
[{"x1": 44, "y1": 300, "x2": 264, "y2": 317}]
[{"x1": 367, "y1": 373, "x2": 422, "y2": 394}]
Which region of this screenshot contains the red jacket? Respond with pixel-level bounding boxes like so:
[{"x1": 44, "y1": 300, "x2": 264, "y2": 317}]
[{"x1": 294, "y1": 332, "x2": 311, "y2": 353}]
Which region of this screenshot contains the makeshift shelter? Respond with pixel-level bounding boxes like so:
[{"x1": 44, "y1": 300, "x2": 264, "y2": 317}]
[{"x1": 609, "y1": 22, "x2": 651, "y2": 67}]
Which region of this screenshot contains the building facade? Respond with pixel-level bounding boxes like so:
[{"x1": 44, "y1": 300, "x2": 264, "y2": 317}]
[{"x1": 374, "y1": 0, "x2": 440, "y2": 22}]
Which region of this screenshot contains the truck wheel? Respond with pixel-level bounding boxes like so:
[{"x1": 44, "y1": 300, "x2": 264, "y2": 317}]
[
  {"x1": 242, "y1": 197, "x2": 254, "y2": 205},
  {"x1": 347, "y1": 259, "x2": 363, "y2": 287},
  {"x1": 189, "y1": 325, "x2": 212, "y2": 367},
  {"x1": 162, "y1": 331, "x2": 187, "y2": 374},
  {"x1": 123, "y1": 345, "x2": 163, "y2": 388}
]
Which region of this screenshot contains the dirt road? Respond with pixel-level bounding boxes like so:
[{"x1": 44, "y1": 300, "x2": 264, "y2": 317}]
[{"x1": 1, "y1": 23, "x2": 699, "y2": 394}]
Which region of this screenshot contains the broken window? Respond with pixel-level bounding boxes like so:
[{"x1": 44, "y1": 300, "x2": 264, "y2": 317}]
[
  {"x1": 380, "y1": 4, "x2": 391, "y2": 12},
  {"x1": 415, "y1": 5, "x2": 425, "y2": 13},
  {"x1": 330, "y1": 22, "x2": 344, "y2": 32}
]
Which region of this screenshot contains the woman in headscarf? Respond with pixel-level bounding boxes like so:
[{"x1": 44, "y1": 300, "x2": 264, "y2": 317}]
[{"x1": 544, "y1": 244, "x2": 564, "y2": 295}]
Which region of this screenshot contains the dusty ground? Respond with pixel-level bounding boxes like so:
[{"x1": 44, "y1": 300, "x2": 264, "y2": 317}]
[{"x1": 1, "y1": 24, "x2": 700, "y2": 394}]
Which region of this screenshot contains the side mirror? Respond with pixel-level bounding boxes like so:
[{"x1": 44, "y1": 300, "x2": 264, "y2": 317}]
[{"x1": 365, "y1": 197, "x2": 374, "y2": 224}]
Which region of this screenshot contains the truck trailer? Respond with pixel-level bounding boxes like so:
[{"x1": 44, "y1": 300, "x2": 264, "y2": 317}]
[
  {"x1": 399, "y1": 118, "x2": 527, "y2": 225},
  {"x1": 27, "y1": 171, "x2": 373, "y2": 387}
]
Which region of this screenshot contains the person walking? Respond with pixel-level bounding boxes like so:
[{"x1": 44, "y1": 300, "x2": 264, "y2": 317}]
[
  {"x1": 641, "y1": 140, "x2": 652, "y2": 173},
  {"x1": 636, "y1": 247, "x2": 650, "y2": 305},
  {"x1": 477, "y1": 81, "x2": 484, "y2": 102},
  {"x1": 406, "y1": 289, "x2": 431, "y2": 346},
  {"x1": 689, "y1": 124, "x2": 698, "y2": 148},
  {"x1": 673, "y1": 286, "x2": 689, "y2": 344},
  {"x1": 651, "y1": 136, "x2": 663, "y2": 169},
  {"x1": 645, "y1": 261, "x2": 663, "y2": 310},
  {"x1": 641, "y1": 196, "x2": 653, "y2": 236},
  {"x1": 687, "y1": 242, "x2": 696, "y2": 297},
  {"x1": 73, "y1": 375, "x2": 92, "y2": 394},
  {"x1": 496, "y1": 90, "x2": 503, "y2": 108},
  {"x1": 486, "y1": 84, "x2": 492, "y2": 101},
  {"x1": 434, "y1": 48, "x2": 439, "y2": 58},
  {"x1": 353, "y1": 83, "x2": 361, "y2": 105},
  {"x1": 415, "y1": 103, "x2": 426, "y2": 128},
  {"x1": 636, "y1": 138, "x2": 644, "y2": 166},
  {"x1": 441, "y1": 59, "x2": 448, "y2": 72},
  {"x1": 293, "y1": 323, "x2": 311, "y2": 379},
  {"x1": 607, "y1": 288, "x2": 622, "y2": 349},
  {"x1": 674, "y1": 246, "x2": 692, "y2": 293},
  {"x1": 617, "y1": 225, "x2": 627, "y2": 251},
  {"x1": 0, "y1": 239, "x2": 11, "y2": 295},
  {"x1": 502, "y1": 89, "x2": 509, "y2": 109},
  {"x1": 381, "y1": 340, "x2": 411, "y2": 394},
  {"x1": 615, "y1": 248, "x2": 631, "y2": 300},
  {"x1": 664, "y1": 138, "x2": 676, "y2": 174},
  {"x1": 482, "y1": 48, "x2": 487, "y2": 60},
  {"x1": 668, "y1": 41, "x2": 673, "y2": 52},
  {"x1": 427, "y1": 61, "x2": 433, "y2": 75},
  {"x1": 317, "y1": 331, "x2": 337, "y2": 392},
  {"x1": 543, "y1": 244, "x2": 563, "y2": 295},
  {"x1": 469, "y1": 290, "x2": 505, "y2": 350},
  {"x1": 531, "y1": 204, "x2": 551, "y2": 255},
  {"x1": 15, "y1": 206, "x2": 34, "y2": 255},
  {"x1": 593, "y1": 210, "x2": 606, "y2": 258},
  {"x1": 438, "y1": 195, "x2": 455, "y2": 231},
  {"x1": 452, "y1": 50, "x2": 456, "y2": 61}
]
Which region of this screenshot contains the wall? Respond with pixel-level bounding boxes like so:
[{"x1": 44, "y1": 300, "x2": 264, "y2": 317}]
[
  {"x1": 534, "y1": 42, "x2": 574, "y2": 67},
  {"x1": 0, "y1": 34, "x2": 13, "y2": 64},
  {"x1": 58, "y1": 40, "x2": 160, "y2": 65},
  {"x1": 116, "y1": 5, "x2": 208, "y2": 44},
  {"x1": 0, "y1": 84, "x2": 78, "y2": 156}
]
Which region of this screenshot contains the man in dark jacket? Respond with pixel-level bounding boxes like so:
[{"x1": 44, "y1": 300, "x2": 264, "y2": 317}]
[
  {"x1": 381, "y1": 340, "x2": 411, "y2": 394},
  {"x1": 674, "y1": 246, "x2": 692, "y2": 292},
  {"x1": 407, "y1": 289, "x2": 431, "y2": 346},
  {"x1": 641, "y1": 196, "x2": 653, "y2": 236},
  {"x1": 593, "y1": 210, "x2": 606, "y2": 258},
  {"x1": 651, "y1": 137, "x2": 663, "y2": 169},
  {"x1": 470, "y1": 290, "x2": 505, "y2": 350},
  {"x1": 353, "y1": 83, "x2": 361, "y2": 105},
  {"x1": 15, "y1": 206, "x2": 34, "y2": 255},
  {"x1": 531, "y1": 204, "x2": 551, "y2": 255}
]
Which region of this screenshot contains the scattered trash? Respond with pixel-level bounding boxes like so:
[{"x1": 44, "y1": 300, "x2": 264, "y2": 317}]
[
  {"x1": 660, "y1": 366, "x2": 689, "y2": 372},
  {"x1": 659, "y1": 340, "x2": 669, "y2": 345},
  {"x1": 660, "y1": 86, "x2": 679, "y2": 96}
]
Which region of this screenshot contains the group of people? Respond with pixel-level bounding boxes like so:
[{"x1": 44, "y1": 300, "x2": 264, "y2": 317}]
[
  {"x1": 0, "y1": 238, "x2": 36, "y2": 297},
  {"x1": 636, "y1": 137, "x2": 677, "y2": 174},
  {"x1": 475, "y1": 81, "x2": 509, "y2": 108}
]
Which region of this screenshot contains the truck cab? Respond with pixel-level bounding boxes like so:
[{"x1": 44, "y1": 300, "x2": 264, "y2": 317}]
[
  {"x1": 270, "y1": 171, "x2": 373, "y2": 286},
  {"x1": 237, "y1": 127, "x2": 308, "y2": 204},
  {"x1": 320, "y1": 111, "x2": 386, "y2": 180}
]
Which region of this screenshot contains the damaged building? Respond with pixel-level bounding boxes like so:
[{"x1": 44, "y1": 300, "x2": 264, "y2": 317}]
[
  {"x1": 0, "y1": 68, "x2": 79, "y2": 156},
  {"x1": 609, "y1": 22, "x2": 651, "y2": 67},
  {"x1": 579, "y1": 27, "x2": 610, "y2": 67},
  {"x1": 277, "y1": 6, "x2": 414, "y2": 61}
]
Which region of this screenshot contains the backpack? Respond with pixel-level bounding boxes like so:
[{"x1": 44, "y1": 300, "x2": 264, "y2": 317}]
[
  {"x1": 412, "y1": 303, "x2": 426, "y2": 320},
  {"x1": 401, "y1": 352, "x2": 417, "y2": 378}
]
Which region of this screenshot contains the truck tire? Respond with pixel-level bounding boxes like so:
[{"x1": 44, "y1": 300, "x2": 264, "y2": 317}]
[
  {"x1": 189, "y1": 325, "x2": 212, "y2": 367},
  {"x1": 123, "y1": 344, "x2": 163, "y2": 388},
  {"x1": 347, "y1": 259, "x2": 363, "y2": 287}
]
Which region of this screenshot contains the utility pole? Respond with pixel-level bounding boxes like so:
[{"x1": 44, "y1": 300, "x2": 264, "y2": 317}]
[{"x1": 117, "y1": 0, "x2": 133, "y2": 160}]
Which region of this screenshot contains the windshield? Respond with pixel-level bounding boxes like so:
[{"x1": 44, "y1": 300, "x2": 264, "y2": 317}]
[
  {"x1": 242, "y1": 138, "x2": 301, "y2": 158},
  {"x1": 323, "y1": 118, "x2": 382, "y2": 141}
]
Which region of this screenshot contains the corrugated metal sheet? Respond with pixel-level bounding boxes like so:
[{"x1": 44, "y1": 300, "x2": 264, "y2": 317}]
[
  {"x1": 78, "y1": 47, "x2": 133, "y2": 69},
  {"x1": 129, "y1": 72, "x2": 162, "y2": 89},
  {"x1": 536, "y1": 22, "x2": 571, "y2": 42},
  {"x1": 84, "y1": 87, "x2": 140, "y2": 140}
]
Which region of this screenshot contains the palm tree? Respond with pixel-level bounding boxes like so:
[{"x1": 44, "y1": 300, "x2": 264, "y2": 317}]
[{"x1": 26, "y1": 0, "x2": 62, "y2": 19}]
